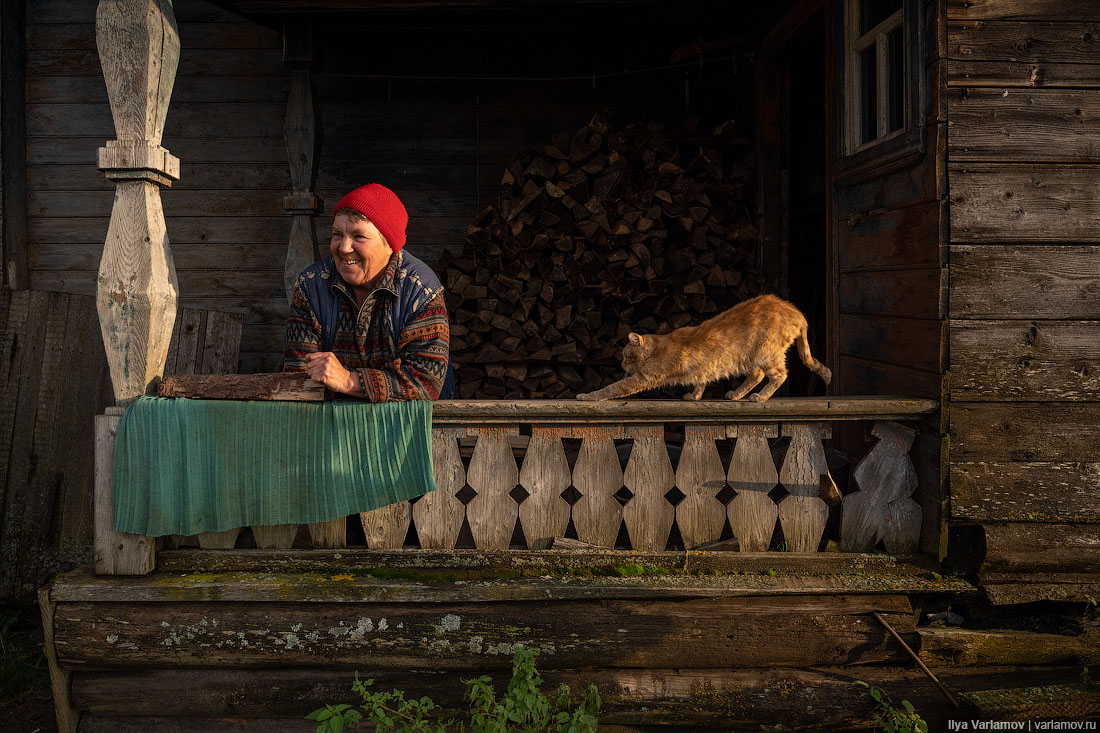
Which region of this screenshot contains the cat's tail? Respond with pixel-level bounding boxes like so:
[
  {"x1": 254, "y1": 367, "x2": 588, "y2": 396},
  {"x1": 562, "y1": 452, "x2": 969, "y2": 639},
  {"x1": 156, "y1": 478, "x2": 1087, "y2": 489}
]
[{"x1": 796, "y1": 326, "x2": 832, "y2": 385}]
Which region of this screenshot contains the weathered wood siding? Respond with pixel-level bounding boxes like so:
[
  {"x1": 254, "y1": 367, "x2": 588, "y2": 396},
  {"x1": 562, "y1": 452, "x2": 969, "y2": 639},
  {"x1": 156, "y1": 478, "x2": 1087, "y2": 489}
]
[
  {"x1": 946, "y1": 0, "x2": 1100, "y2": 591},
  {"x1": 0, "y1": 289, "x2": 242, "y2": 602},
  {"x1": 25, "y1": 0, "x2": 749, "y2": 373},
  {"x1": 830, "y1": 0, "x2": 947, "y2": 555},
  {"x1": 25, "y1": 0, "x2": 286, "y2": 372}
]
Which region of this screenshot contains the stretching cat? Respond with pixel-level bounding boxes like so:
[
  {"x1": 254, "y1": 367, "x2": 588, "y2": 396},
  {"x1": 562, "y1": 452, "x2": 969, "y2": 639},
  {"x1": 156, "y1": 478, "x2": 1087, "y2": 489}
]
[{"x1": 576, "y1": 294, "x2": 831, "y2": 402}]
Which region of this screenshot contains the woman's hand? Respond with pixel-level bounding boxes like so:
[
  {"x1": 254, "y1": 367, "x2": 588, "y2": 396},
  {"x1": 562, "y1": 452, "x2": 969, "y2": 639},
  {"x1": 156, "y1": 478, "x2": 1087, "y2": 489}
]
[{"x1": 305, "y1": 352, "x2": 358, "y2": 394}]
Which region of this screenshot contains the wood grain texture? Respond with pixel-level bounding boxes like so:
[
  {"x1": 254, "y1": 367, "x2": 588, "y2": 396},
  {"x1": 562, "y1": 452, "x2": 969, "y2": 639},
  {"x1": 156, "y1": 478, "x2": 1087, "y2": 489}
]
[
  {"x1": 919, "y1": 626, "x2": 1100, "y2": 667},
  {"x1": 251, "y1": 524, "x2": 297, "y2": 549},
  {"x1": 158, "y1": 373, "x2": 322, "y2": 399},
  {"x1": 96, "y1": 181, "x2": 179, "y2": 405},
  {"x1": 949, "y1": 20, "x2": 1100, "y2": 66},
  {"x1": 621, "y1": 425, "x2": 675, "y2": 552},
  {"x1": 38, "y1": 587, "x2": 79, "y2": 733},
  {"x1": 981, "y1": 523, "x2": 1100, "y2": 574},
  {"x1": 52, "y1": 595, "x2": 914, "y2": 670},
  {"x1": 948, "y1": 88, "x2": 1100, "y2": 162},
  {"x1": 949, "y1": 246, "x2": 1100, "y2": 318},
  {"x1": 94, "y1": 409, "x2": 154, "y2": 574},
  {"x1": 950, "y1": 320, "x2": 1100, "y2": 401},
  {"x1": 360, "y1": 502, "x2": 412, "y2": 549},
  {"x1": 283, "y1": 67, "x2": 319, "y2": 300},
  {"x1": 837, "y1": 199, "x2": 944, "y2": 271},
  {"x1": 881, "y1": 497, "x2": 922, "y2": 554},
  {"x1": 950, "y1": 165, "x2": 1100, "y2": 242},
  {"x1": 673, "y1": 425, "x2": 727, "y2": 549},
  {"x1": 464, "y1": 426, "x2": 520, "y2": 550},
  {"x1": 95, "y1": 0, "x2": 179, "y2": 145},
  {"x1": 947, "y1": 0, "x2": 1098, "y2": 22},
  {"x1": 837, "y1": 269, "x2": 945, "y2": 319},
  {"x1": 412, "y1": 428, "x2": 466, "y2": 550},
  {"x1": 517, "y1": 427, "x2": 571, "y2": 550},
  {"x1": 777, "y1": 424, "x2": 831, "y2": 552},
  {"x1": 307, "y1": 518, "x2": 345, "y2": 549},
  {"x1": 151, "y1": 546, "x2": 952, "y2": 578},
  {"x1": 725, "y1": 424, "x2": 779, "y2": 552},
  {"x1": 951, "y1": 403, "x2": 1100, "y2": 462},
  {"x1": 2, "y1": 0, "x2": 29, "y2": 288},
  {"x1": 570, "y1": 426, "x2": 625, "y2": 548},
  {"x1": 65, "y1": 664, "x2": 1086, "y2": 731},
  {"x1": 839, "y1": 315, "x2": 943, "y2": 374},
  {"x1": 196, "y1": 528, "x2": 240, "y2": 550},
  {"x1": 951, "y1": 461, "x2": 1100, "y2": 522}
]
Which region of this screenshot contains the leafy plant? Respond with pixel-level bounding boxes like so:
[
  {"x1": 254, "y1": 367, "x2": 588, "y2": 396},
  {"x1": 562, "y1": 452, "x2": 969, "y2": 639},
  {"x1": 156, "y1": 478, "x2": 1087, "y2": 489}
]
[
  {"x1": 854, "y1": 681, "x2": 929, "y2": 733},
  {"x1": 308, "y1": 646, "x2": 600, "y2": 733}
]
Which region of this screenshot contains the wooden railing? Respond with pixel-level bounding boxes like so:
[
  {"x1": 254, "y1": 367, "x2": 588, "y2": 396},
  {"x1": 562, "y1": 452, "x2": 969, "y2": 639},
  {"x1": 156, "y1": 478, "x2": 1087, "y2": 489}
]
[{"x1": 96, "y1": 396, "x2": 938, "y2": 571}]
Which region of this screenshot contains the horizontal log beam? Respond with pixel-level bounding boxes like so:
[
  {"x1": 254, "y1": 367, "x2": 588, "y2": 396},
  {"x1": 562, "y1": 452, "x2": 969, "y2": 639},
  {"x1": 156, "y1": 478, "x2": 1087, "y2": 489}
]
[
  {"x1": 52, "y1": 596, "x2": 914, "y2": 670},
  {"x1": 48, "y1": 561, "x2": 971, "y2": 604},
  {"x1": 153, "y1": 376, "x2": 937, "y2": 420},
  {"x1": 69, "y1": 665, "x2": 1087, "y2": 728},
  {"x1": 149, "y1": 548, "x2": 947, "y2": 576}
]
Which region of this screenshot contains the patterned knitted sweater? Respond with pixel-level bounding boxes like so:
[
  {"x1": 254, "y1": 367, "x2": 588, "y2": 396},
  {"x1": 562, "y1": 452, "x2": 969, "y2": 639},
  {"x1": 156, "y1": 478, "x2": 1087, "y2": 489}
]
[{"x1": 283, "y1": 251, "x2": 450, "y2": 401}]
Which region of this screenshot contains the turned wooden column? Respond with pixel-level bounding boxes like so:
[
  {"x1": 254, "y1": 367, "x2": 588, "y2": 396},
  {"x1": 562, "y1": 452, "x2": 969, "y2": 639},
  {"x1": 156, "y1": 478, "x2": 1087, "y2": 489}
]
[
  {"x1": 93, "y1": 0, "x2": 181, "y2": 575},
  {"x1": 282, "y1": 18, "x2": 322, "y2": 299},
  {"x1": 95, "y1": 0, "x2": 181, "y2": 406}
]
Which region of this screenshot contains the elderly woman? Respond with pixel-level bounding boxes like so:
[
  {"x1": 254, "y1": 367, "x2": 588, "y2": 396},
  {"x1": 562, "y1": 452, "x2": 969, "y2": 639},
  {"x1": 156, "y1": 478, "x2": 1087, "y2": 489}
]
[{"x1": 283, "y1": 183, "x2": 454, "y2": 400}]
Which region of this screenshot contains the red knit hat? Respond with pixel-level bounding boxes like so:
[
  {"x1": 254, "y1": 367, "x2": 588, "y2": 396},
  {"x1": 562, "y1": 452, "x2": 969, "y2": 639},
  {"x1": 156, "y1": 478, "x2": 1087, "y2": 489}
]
[{"x1": 333, "y1": 183, "x2": 408, "y2": 252}]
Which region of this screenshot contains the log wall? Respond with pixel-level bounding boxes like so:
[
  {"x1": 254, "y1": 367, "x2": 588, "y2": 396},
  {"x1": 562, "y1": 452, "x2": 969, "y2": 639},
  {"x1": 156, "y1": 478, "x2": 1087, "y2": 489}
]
[{"x1": 946, "y1": 0, "x2": 1100, "y2": 600}]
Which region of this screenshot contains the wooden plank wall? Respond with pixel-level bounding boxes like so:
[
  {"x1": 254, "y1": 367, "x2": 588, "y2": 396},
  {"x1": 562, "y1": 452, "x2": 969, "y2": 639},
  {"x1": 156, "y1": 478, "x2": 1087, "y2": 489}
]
[
  {"x1": 0, "y1": 289, "x2": 242, "y2": 602},
  {"x1": 831, "y1": 0, "x2": 947, "y2": 555},
  {"x1": 946, "y1": 0, "x2": 1100, "y2": 594},
  {"x1": 25, "y1": 0, "x2": 287, "y2": 372},
  {"x1": 24, "y1": 0, "x2": 749, "y2": 373}
]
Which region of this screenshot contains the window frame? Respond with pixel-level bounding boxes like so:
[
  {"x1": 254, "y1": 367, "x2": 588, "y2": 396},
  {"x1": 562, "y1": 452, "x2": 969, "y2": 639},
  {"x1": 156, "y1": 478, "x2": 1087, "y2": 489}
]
[{"x1": 837, "y1": 0, "x2": 924, "y2": 170}]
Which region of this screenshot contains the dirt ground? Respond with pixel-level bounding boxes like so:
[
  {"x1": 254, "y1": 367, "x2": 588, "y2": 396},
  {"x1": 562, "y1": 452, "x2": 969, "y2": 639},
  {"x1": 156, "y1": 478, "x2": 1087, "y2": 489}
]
[{"x1": 0, "y1": 691, "x2": 57, "y2": 733}]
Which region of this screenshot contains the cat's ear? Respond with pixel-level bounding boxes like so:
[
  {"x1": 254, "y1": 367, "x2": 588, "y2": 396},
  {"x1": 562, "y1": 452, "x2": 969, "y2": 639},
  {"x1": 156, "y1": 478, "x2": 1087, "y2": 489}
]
[{"x1": 628, "y1": 332, "x2": 643, "y2": 346}]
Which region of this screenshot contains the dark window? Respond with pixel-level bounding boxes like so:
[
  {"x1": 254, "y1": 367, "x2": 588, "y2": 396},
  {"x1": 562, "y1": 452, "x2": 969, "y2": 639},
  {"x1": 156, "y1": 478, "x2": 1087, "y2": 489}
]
[
  {"x1": 886, "y1": 26, "x2": 905, "y2": 132},
  {"x1": 860, "y1": 47, "x2": 877, "y2": 144},
  {"x1": 861, "y1": 0, "x2": 902, "y2": 34}
]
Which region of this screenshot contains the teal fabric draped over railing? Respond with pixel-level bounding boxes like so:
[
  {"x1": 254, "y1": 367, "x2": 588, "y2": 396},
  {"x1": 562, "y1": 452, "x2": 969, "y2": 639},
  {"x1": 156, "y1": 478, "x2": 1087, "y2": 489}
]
[{"x1": 113, "y1": 396, "x2": 435, "y2": 536}]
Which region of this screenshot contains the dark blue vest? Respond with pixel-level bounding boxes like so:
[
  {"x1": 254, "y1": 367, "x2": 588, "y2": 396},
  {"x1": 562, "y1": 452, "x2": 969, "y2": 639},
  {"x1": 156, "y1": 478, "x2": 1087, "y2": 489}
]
[{"x1": 296, "y1": 253, "x2": 455, "y2": 399}]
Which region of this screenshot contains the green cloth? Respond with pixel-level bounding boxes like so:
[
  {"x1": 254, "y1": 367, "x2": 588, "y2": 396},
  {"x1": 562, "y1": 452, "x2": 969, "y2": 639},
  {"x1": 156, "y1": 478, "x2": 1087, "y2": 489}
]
[{"x1": 113, "y1": 396, "x2": 435, "y2": 536}]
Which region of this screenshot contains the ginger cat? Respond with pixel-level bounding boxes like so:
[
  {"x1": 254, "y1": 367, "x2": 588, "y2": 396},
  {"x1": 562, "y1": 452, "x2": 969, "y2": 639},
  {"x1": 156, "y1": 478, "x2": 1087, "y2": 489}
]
[{"x1": 576, "y1": 294, "x2": 831, "y2": 402}]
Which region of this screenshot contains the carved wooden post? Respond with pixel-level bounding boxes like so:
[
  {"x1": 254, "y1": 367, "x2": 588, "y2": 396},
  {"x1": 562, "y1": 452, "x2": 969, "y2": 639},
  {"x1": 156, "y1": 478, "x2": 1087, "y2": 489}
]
[
  {"x1": 95, "y1": 0, "x2": 181, "y2": 405},
  {"x1": 841, "y1": 421, "x2": 921, "y2": 552},
  {"x1": 413, "y1": 427, "x2": 467, "y2": 549},
  {"x1": 675, "y1": 425, "x2": 728, "y2": 549},
  {"x1": 571, "y1": 426, "x2": 625, "y2": 548},
  {"x1": 465, "y1": 426, "x2": 520, "y2": 550},
  {"x1": 621, "y1": 425, "x2": 675, "y2": 551},
  {"x1": 93, "y1": 0, "x2": 181, "y2": 574},
  {"x1": 282, "y1": 18, "x2": 321, "y2": 299},
  {"x1": 777, "y1": 423, "x2": 832, "y2": 552},
  {"x1": 726, "y1": 424, "x2": 780, "y2": 552},
  {"x1": 518, "y1": 427, "x2": 572, "y2": 549}
]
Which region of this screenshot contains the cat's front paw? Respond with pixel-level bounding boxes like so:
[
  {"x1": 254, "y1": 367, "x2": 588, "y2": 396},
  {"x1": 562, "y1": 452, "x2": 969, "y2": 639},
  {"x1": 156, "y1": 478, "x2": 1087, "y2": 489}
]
[
  {"x1": 576, "y1": 391, "x2": 599, "y2": 401},
  {"x1": 748, "y1": 393, "x2": 766, "y2": 403}
]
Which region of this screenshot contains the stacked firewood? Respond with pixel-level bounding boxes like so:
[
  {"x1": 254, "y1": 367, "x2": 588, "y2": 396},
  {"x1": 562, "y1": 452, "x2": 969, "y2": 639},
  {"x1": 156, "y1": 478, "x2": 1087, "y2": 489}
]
[{"x1": 441, "y1": 113, "x2": 761, "y2": 399}]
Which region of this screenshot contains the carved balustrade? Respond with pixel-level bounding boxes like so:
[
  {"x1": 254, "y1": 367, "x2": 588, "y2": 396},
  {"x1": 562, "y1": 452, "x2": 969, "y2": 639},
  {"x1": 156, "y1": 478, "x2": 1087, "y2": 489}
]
[{"x1": 97, "y1": 397, "x2": 938, "y2": 569}]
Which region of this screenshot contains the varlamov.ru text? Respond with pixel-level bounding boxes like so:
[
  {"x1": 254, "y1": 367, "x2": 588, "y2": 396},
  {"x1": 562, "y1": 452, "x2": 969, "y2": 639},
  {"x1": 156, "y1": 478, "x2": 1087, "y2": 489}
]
[{"x1": 948, "y1": 722, "x2": 1097, "y2": 731}]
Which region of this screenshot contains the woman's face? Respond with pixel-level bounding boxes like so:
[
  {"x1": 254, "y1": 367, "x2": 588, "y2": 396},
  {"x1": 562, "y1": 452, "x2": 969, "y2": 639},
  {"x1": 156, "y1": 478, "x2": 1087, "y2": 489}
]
[{"x1": 330, "y1": 214, "x2": 391, "y2": 292}]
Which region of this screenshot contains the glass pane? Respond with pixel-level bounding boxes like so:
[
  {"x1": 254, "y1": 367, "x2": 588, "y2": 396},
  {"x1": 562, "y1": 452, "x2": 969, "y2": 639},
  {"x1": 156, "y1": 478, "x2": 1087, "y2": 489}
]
[
  {"x1": 861, "y1": 0, "x2": 902, "y2": 34},
  {"x1": 860, "y1": 47, "x2": 877, "y2": 144},
  {"x1": 887, "y1": 26, "x2": 905, "y2": 132}
]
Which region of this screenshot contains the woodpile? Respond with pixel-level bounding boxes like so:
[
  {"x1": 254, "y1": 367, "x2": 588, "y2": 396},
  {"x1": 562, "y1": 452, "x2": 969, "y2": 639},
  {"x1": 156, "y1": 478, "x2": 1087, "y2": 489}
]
[{"x1": 440, "y1": 113, "x2": 761, "y2": 398}]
